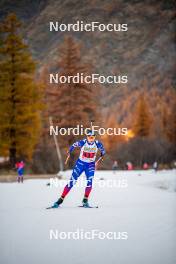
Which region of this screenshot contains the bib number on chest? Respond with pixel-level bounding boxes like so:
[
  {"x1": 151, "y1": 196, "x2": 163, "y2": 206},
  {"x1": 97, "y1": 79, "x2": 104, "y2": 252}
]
[{"x1": 82, "y1": 152, "x2": 95, "y2": 159}]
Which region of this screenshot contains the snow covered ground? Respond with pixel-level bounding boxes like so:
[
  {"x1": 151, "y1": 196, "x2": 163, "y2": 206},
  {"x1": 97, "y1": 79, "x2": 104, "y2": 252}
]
[{"x1": 0, "y1": 170, "x2": 176, "y2": 264}]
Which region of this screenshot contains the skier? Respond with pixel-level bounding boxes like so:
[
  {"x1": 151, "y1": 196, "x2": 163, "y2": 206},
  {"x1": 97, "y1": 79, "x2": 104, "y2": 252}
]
[
  {"x1": 49, "y1": 130, "x2": 105, "y2": 208},
  {"x1": 15, "y1": 160, "x2": 25, "y2": 183}
]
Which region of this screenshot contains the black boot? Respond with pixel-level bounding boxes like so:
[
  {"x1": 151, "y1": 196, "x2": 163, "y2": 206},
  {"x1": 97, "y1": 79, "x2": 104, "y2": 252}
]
[
  {"x1": 82, "y1": 197, "x2": 89, "y2": 207},
  {"x1": 52, "y1": 197, "x2": 64, "y2": 208},
  {"x1": 57, "y1": 197, "x2": 64, "y2": 205}
]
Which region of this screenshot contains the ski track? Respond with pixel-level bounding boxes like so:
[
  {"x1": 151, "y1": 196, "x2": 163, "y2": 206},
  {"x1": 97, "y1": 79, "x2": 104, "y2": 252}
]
[{"x1": 0, "y1": 170, "x2": 176, "y2": 264}]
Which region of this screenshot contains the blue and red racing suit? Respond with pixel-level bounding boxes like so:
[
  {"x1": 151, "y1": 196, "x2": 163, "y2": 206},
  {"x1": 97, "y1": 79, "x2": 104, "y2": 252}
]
[{"x1": 61, "y1": 139, "x2": 105, "y2": 199}]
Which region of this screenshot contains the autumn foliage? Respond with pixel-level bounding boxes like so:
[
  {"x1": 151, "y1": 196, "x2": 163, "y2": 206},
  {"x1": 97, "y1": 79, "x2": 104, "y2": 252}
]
[{"x1": 0, "y1": 14, "x2": 43, "y2": 166}]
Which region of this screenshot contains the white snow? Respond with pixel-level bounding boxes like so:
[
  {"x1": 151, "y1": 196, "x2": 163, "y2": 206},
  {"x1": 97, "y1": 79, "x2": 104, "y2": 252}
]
[{"x1": 0, "y1": 170, "x2": 176, "y2": 264}]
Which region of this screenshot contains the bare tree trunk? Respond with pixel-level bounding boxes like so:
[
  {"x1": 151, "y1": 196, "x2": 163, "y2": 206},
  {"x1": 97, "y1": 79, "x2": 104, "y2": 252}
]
[
  {"x1": 49, "y1": 117, "x2": 64, "y2": 173},
  {"x1": 9, "y1": 144, "x2": 16, "y2": 168}
]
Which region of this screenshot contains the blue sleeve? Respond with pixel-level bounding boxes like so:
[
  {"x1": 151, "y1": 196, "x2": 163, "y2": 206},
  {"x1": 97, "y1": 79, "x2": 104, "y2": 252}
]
[
  {"x1": 69, "y1": 140, "x2": 85, "y2": 153},
  {"x1": 96, "y1": 141, "x2": 106, "y2": 156}
]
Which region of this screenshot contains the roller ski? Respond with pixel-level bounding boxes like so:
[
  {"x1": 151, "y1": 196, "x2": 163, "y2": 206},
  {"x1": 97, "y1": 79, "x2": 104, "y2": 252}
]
[{"x1": 78, "y1": 197, "x2": 98, "y2": 208}]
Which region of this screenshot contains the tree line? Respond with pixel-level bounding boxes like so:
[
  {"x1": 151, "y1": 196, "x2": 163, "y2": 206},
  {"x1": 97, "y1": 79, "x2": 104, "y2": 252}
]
[{"x1": 0, "y1": 14, "x2": 175, "y2": 172}]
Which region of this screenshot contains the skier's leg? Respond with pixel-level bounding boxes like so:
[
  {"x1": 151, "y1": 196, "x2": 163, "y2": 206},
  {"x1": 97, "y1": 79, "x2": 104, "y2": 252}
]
[
  {"x1": 62, "y1": 160, "x2": 84, "y2": 197},
  {"x1": 18, "y1": 169, "x2": 23, "y2": 183},
  {"x1": 17, "y1": 169, "x2": 20, "y2": 183},
  {"x1": 83, "y1": 162, "x2": 95, "y2": 205},
  {"x1": 55, "y1": 160, "x2": 84, "y2": 206}
]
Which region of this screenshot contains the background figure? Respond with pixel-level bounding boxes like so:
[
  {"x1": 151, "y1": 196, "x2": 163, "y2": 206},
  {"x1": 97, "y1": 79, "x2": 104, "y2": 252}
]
[
  {"x1": 16, "y1": 161, "x2": 25, "y2": 183},
  {"x1": 153, "y1": 161, "x2": 158, "y2": 172},
  {"x1": 126, "y1": 162, "x2": 133, "y2": 170},
  {"x1": 112, "y1": 160, "x2": 118, "y2": 173},
  {"x1": 143, "y1": 162, "x2": 149, "y2": 170}
]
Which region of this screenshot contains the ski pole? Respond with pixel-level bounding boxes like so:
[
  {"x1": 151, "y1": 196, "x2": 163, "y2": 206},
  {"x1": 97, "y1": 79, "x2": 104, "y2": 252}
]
[
  {"x1": 95, "y1": 156, "x2": 104, "y2": 169},
  {"x1": 65, "y1": 154, "x2": 70, "y2": 165}
]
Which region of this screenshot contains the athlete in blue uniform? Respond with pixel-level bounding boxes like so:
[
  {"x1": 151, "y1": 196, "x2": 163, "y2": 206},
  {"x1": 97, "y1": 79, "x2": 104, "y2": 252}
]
[{"x1": 51, "y1": 130, "x2": 105, "y2": 208}]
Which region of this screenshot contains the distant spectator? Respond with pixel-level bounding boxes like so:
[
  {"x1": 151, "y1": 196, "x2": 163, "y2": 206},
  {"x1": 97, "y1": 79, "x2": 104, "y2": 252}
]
[
  {"x1": 153, "y1": 161, "x2": 158, "y2": 172},
  {"x1": 16, "y1": 161, "x2": 25, "y2": 183},
  {"x1": 173, "y1": 161, "x2": 176, "y2": 169},
  {"x1": 126, "y1": 162, "x2": 133, "y2": 170},
  {"x1": 143, "y1": 163, "x2": 149, "y2": 170},
  {"x1": 112, "y1": 160, "x2": 118, "y2": 173}
]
